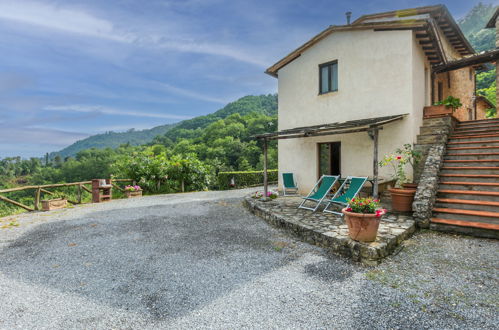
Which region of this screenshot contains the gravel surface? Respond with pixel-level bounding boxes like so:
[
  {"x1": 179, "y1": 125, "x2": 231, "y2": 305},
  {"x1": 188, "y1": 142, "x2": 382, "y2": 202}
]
[{"x1": 0, "y1": 188, "x2": 497, "y2": 329}]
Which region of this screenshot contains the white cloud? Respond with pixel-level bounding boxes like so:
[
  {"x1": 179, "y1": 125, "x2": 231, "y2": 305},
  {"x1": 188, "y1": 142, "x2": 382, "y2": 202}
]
[
  {"x1": 0, "y1": 126, "x2": 88, "y2": 145},
  {"x1": 0, "y1": 0, "x2": 132, "y2": 42},
  {"x1": 43, "y1": 104, "x2": 192, "y2": 120},
  {"x1": 0, "y1": 0, "x2": 267, "y2": 66},
  {"x1": 153, "y1": 81, "x2": 230, "y2": 104}
]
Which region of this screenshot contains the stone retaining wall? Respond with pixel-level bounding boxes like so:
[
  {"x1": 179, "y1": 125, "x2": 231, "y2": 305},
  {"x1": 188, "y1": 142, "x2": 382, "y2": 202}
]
[
  {"x1": 414, "y1": 116, "x2": 457, "y2": 182},
  {"x1": 243, "y1": 196, "x2": 416, "y2": 266},
  {"x1": 412, "y1": 144, "x2": 447, "y2": 228}
]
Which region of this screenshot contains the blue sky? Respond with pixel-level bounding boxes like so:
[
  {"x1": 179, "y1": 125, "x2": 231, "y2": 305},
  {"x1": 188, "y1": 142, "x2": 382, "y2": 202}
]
[{"x1": 0, "y1": 0, "x2": 495, "y2": 158}]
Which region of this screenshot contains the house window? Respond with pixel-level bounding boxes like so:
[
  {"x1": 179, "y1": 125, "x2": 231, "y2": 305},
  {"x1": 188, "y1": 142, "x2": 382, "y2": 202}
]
[{"x1": 319, "y1": 60, "x2": 338, "y2": 94}]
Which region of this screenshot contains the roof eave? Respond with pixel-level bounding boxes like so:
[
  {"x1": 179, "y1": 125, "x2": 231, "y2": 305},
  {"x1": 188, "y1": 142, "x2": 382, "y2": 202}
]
[
  {"x1": 265, "y1": 20, "x2": 428, "y2": 77},
  {"x1": 486, "y1": 7, "x2": 499, "y2": 28}
]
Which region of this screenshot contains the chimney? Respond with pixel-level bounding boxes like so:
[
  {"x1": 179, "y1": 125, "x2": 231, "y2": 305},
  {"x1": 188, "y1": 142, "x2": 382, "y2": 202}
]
[{"x1": 346, "y1": 12, "x2": 352, "y2": 25}]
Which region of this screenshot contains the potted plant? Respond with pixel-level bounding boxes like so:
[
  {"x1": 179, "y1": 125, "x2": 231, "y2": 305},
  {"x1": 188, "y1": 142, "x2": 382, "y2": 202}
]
[
  {"x1": 124, "y1": 185, "x2": 142, "y2": 198},
  {"x1": 379, "y1": 144, "x2": 421, "y2": 212},
  {"x1": 423, "y1": 96, "x2": 463, "y2": 118},
  {"x1": 396, "y1": 144, "x2": 421, "y2": 190},
  {"x1": 251, "y1": 190, "x2": 278, "y2": 200},
  {"x1": 342, "y1": 197, "x2": 386, "y2": 242}
]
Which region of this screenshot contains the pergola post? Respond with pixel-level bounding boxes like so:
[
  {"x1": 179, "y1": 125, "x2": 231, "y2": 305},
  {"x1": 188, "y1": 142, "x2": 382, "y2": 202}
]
[
  {"x1": 263, "y1": 138, "x2": 269, "y2": 201},
  {"x1": 371, "y1": 128, "x2": 379, "y2": 199}
]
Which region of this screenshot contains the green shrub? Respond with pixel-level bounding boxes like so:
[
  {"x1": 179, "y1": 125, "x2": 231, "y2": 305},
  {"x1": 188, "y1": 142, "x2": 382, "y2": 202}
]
[{"x1": 216, "y1": 170, "x2": 278, "y2": 189}]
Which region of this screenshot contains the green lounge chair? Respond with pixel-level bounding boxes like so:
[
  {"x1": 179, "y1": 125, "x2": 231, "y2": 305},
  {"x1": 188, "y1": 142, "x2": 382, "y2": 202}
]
[
  {"x1": 323, "y1": 176, "x2": 368, "y2": 215},
  {"x1": 298, "y1": 175, "x2": 339, "y2": 212},
  {"x1": 282, "y1": 172, "x2": 298, "y2": 196}
]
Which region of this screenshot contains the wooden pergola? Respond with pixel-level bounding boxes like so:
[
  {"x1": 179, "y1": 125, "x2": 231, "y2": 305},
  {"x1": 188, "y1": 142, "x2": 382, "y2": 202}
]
[{"x1": 254, "y1": 114, "x2": 407, "y2": 200}]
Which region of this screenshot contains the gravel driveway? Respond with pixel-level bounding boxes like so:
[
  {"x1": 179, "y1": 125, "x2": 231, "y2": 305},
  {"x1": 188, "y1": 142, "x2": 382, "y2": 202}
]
[{"x1": 0, "y1": 188, "x2": 497, "y2": 329}]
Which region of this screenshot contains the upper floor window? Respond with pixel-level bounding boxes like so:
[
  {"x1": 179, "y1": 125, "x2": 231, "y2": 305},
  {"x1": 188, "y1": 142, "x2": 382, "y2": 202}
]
[{"x1": 319, "y1": 60, "x2": 338, "y2": 94}]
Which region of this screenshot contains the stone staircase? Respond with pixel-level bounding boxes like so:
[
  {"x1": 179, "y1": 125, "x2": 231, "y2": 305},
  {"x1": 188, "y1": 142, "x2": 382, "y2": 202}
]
[{"x1": 431, "y1": 118, "x2": 499, "y2": 238}]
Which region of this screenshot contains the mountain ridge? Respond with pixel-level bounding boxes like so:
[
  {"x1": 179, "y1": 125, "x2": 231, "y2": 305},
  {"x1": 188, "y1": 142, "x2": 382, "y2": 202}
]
[{"x1": 52, "y1": 94, "x2": 277, "y2": 158}]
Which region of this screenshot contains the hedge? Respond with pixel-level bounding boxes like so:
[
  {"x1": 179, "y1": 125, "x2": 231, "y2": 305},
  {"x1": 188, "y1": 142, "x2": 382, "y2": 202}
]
[{"x1": 216, "y1": 170, "x2": 278, "y2": 189}]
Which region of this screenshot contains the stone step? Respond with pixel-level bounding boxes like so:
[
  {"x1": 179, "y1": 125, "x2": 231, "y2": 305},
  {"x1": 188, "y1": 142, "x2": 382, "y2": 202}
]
[
  {"x1": 449, "y1": 134, "x2": 499, "y2": 142},
  {"x1": 435, "y1": 198, "x2": 499, "y2": 212},
  {"x1": 440, "y1": 166, "x2": 499, "y2": 175},
  {"x1": 439, "y1": 181, "x2": 499, "y2": 192},
  {"x1": 443, "y1": 159, "x2": 499, "y2": 167},
  {"x1": 451, "y1": 128, "x2": 499, "y2": 136},
  {"x1": 455, "y1": 124, "x2": 499, "y2": 132},
  {"x1": 439, "y1": 173, "x2": 499, "y2": 183},
  {"x1": 430, "y1": 218, "x2": 499, "y2": 239},
  {"x1": 447, "y1": 146, "x2": 499, "y2": 153},
  {"x1": 417, "y1": 134, "x2": 448, "y2": 144},
  {"x1": 419, "y1": 126, "x2": 451, "y2": 136},
  {"x1": 445, "y1": 152, "x2": 499, "y2": 160},
  {"x1": 439, "y1": 173, "x2": 499, "y2": 182},
  {"x1": 437, "y1": 189, "x2": 499, "y2": 201},
  {"x1": 458, "y1": 118, "x2": 499, "y2": 127},
  {"x1": 432, "y1": 208, "x2": 499, "y2": 226},
  {"x1": 446, "y1": 139, "x2": 499, "y2": 147}
]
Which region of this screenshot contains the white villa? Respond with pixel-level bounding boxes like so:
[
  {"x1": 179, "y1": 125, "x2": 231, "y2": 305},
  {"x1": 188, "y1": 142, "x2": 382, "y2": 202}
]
[{"x1": 264, "y1": 5, "x2": 489, "y2": 194}]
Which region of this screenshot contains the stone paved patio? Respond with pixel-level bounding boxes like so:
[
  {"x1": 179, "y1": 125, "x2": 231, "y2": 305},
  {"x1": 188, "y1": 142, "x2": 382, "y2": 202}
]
[{"x1": 244, "y1": 195, "x2": 416, "y2": 265}]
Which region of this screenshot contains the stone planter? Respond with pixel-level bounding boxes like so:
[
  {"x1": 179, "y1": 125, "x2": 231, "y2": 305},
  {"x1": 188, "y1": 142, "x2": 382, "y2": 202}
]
[
  {"x1": 41, "y1": 198, "x2": 67, "y2": 211},
  {"x1": 423, "y1": 105, "x2": 452, "y2": 119},
  {"x1": 125, "y1": 190, "x2": 142, "y2": 198},
  {"x1": 342, "y1": 208, "x2": 381, "y2": 242},
  {"x1": 389, "y1": 188, "x2": 416, "y2": 212}
]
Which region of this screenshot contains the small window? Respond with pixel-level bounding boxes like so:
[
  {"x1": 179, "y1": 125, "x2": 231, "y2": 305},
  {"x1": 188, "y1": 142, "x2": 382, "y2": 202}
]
[{"x1": 319, "y1": 60, "x2": 338, "y2": 94}]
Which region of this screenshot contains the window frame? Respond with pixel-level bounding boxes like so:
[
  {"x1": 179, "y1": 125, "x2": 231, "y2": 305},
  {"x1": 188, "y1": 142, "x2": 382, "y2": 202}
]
[{"x1": 319, "y1": 60, "x2": 338, "y2": 95}]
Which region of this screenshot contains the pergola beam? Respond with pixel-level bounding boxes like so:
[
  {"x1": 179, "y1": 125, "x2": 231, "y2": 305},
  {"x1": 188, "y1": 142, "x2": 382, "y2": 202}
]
[{"x1": 256, "y1": 114, "x2": 407, "y2": 201}]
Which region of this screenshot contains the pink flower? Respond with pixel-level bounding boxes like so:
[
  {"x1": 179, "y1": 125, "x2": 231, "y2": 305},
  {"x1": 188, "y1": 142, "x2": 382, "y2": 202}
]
[{"x1": 375, "y1": 209, "x2": 387, "y2": 217}]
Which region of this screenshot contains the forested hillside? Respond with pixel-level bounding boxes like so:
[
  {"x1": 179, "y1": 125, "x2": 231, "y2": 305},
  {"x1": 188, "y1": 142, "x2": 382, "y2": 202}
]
[
  {"x1": 458, "y1": 3, "x2": 497, "y2": 116},
  {"x1": 52, "y1": 123, "x2": 176, "y2": 159},
  {"x1": 0, "y1": 94, "x2": 278, "y2": 217},
  {"x1": 458, "y1": 2, "x2": 496, "y2": 52},
  {"x1": 53, "y1": 94, "x2": 277, "y2": 158}
]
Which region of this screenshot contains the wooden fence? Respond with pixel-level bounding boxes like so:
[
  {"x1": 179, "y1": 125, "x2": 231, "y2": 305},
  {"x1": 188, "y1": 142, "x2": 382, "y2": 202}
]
[{"x1": 0, "y1": 179, "x2": 133, "y2": 212}]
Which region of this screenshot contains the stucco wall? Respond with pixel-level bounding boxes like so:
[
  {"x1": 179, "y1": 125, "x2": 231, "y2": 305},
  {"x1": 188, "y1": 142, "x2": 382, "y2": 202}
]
[{"x1": 277, "y1": 29, "x2": 428, "y2": 194}]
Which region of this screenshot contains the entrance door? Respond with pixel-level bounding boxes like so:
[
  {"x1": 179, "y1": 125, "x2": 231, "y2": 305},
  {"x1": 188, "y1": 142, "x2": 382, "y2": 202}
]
[{"x1": 318, "y1": 142, "x2": 341, "y2": 179}]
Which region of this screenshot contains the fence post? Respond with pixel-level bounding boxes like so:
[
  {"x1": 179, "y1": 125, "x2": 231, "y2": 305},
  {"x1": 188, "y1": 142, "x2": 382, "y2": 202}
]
[
  {"x1": 34, "y1": 187, "x2": 41, "y2": 210},
  {"x1": 77, "y1": 184, "x2": 82, "y2": 204}
]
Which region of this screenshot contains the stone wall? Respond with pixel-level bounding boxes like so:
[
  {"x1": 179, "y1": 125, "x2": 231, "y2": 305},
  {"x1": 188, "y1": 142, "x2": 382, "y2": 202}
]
[
  {"x1": 476, "y1": 97, "x2": 494, "y2": 120},
  {"x1": 412, "y1": 144, "x2": 447, "y2": 228},
  {"x1": 413, "y1": 116, "x2": 457, "y2": 183},
  {"x1": 434, "y1": 68, "x2": 475, "y2": 121}
]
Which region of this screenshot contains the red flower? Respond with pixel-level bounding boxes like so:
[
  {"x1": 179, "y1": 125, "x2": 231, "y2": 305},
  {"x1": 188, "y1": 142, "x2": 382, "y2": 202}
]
[
  {"x1": 396, "y1": 156, "x2": 402, "y2": 160},
  {"x1": 346, "y1": 207, "x2": 352, "y2": 212},
  {"x1": 375, "y1": 209, "x2": 387, "y2": 217}
]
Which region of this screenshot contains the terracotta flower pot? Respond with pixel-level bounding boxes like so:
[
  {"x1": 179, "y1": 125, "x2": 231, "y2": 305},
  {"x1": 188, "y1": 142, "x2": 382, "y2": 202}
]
[
  {"x1": 402, "y1": 183, "x2": 418, "y2": 190},
  {"x1": 389, "y1": 188, "x2": 416, "y2": 212},
  {"x1": 423, "y1": 105, "x2": 452, "y2": 119},
  {"x1": 342, "y1": 208, "x2": 381, "y2": 242}
]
